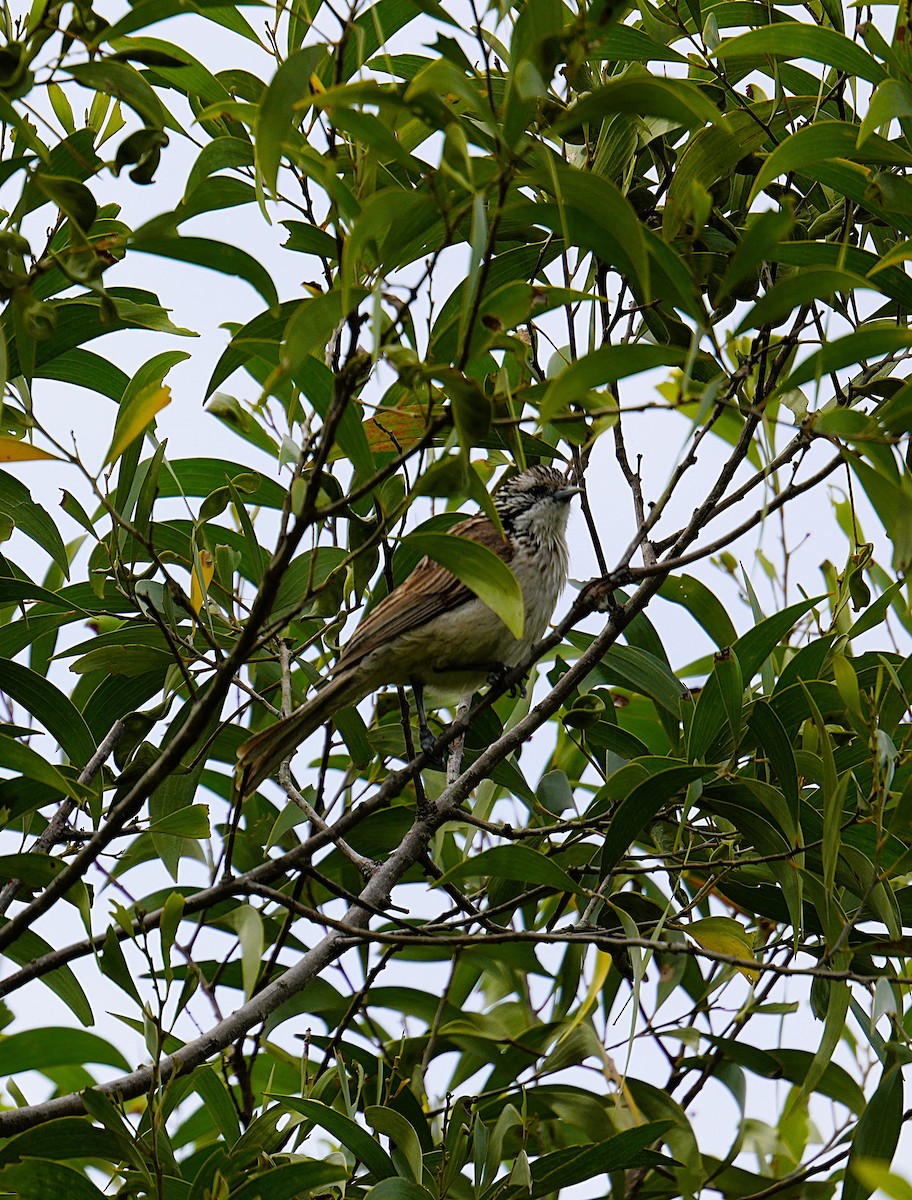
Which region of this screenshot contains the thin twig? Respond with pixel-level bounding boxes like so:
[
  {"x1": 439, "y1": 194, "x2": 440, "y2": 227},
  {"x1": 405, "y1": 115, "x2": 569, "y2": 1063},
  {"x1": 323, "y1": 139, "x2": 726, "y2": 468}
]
[
  {"x1": 446, "y1": 697, "x2": 471, "y2": 785},
  {"x1": 0, "y1": 719, "x2": 125, "y2": 916}
]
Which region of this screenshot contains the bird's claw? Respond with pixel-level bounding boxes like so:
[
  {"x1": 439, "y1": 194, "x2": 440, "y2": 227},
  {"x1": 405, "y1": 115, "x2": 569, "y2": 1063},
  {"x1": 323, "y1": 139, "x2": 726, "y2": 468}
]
[
  {"x1": 486, "y1": 664, "x2": 526, "y2": 698},
  {"x1": 419, "y1": 724, "x2": 446, "y2": 767}
]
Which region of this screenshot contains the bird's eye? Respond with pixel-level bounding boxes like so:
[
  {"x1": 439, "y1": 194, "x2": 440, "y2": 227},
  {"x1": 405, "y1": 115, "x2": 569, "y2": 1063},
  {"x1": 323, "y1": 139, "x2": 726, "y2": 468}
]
[{"x1": 528, "y1": 485, "x2": 547, "y2": 499}]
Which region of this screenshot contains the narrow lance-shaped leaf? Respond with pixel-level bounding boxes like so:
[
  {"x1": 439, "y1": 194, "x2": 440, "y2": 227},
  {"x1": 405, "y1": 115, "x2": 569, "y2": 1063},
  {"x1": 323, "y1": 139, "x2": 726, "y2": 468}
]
[
  {"x1": 0, "y1": 439, "x2": 58, "y2": 462},
  {"x1": 104, "y1": 382, "x2": 171, "y2": 466},
  {"x1": 714, "y1": 25, "x2": 887, "y2": 84},
  {"x1": 736, "y1": 269, "x2": 879, "y2": 334},
  {"x1": 254, "y1": 45, "x2": 326, "y2": 204},
  {"x1": 434, "y1": 845, "x2": 583, "y2": 895},
  {"x1": 778, "y1": 325, "x2": 912, "y2": 392},
  {"x1": 404, "y1": 531, "x2": 525, "y2": 639},
  {"x1": 0, "y1": 468, "x2": 69, "y2": 575},
  {"x1": 540, "y1": 344, "x2": 689, "y2": 422},
  {"x1": 130, "y1": 231, "x2": 279, "y2": 306},
  {"x1": 746, "y1": 121, "x2": 912, "y2": 206}
]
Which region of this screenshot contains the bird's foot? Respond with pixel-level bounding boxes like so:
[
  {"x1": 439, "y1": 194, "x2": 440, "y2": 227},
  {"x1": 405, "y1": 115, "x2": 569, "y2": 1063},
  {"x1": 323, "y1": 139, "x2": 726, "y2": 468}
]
[
  {"x1": 486, "y1": 663, "x2": 526, "y2": 698},
  {"x1": 419, "y1": 724, "x2": 446, "y2": 767}
]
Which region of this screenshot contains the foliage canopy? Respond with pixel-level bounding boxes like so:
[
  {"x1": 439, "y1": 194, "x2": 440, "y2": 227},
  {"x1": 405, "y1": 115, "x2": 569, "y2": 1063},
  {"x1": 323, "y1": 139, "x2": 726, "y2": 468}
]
[{"x1": 1, "y1": 0, "x2": 912, "y2": 1195}]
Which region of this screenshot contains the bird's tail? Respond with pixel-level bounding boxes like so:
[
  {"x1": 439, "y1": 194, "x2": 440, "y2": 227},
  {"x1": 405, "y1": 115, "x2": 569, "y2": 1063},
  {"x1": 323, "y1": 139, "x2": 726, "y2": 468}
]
[{"x1": 236, "y1": 669, "x2": 365, "y2": 795}]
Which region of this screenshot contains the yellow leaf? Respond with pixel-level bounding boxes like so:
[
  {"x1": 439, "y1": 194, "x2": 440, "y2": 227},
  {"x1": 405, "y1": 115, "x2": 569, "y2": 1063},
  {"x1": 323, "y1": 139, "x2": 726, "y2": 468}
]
[
  {"x1": 104, "y1": 383, "x2": 171, "y2": 466},
  {"x1": 687, "y1": 915, "x2": 760, "y2": 983},
  {"x1": 190, "y1": 549, "x2": 214, "y2": 615},
  {"x1": 0, "y1": 438, "x2": 59, "y2": 462}
]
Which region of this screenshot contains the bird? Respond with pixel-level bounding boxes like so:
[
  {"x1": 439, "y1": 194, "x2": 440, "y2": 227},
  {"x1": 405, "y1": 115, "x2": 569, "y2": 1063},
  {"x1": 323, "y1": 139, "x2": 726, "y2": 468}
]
[{"x1": 236, "y1": 464, "x2": 581, "y2": 793}]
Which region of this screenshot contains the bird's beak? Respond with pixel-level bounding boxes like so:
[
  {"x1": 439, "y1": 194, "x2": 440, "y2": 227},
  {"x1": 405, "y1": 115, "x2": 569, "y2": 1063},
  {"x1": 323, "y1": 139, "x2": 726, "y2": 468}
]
[{"x1": 554, "y1": 485, "x2": 583, "y2": 502}]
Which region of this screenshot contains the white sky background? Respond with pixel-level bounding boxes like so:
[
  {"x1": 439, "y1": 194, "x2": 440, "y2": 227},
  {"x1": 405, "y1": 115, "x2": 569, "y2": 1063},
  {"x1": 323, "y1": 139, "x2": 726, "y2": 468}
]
[{"x1": 2, "y1": 0, "x2": 911, "y2": 1189}]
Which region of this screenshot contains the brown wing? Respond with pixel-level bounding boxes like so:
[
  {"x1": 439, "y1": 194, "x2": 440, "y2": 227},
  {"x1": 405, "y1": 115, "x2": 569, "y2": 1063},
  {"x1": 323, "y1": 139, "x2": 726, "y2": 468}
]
[{"x1": 339, "y1": 515, "x2": 514, "y2": 667}]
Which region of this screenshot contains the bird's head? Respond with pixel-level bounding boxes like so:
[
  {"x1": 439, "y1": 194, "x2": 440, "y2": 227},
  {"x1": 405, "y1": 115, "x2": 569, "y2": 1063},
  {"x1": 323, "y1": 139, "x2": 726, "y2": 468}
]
[{"x1": 494, "y1": 464, "x2": 582, "y2": 542}]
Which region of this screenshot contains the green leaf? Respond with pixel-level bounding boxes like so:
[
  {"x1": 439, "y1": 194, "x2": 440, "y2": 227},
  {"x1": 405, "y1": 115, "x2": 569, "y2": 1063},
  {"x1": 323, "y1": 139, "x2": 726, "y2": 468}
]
[
  {"x1": 703, "y1": 1037, "x2": 864, "y2": 1114},
  {"x1": 255, "y1": 45, "x2": 327, "y2": 201},
  {"x1": 366, "y1": 1107, "x2": 424, "y2": 1183},
  {"x1": 148, "y1": 457, "x2": 285, "y2": 509},
  {"x1": 592, "y1": 26, "x2": 688, "y2": 64},
  {"x1": 272, "y1": 1098, "x2": 396, "y2": 1178},
  {"x1": 225, "y1": 903, "x2": 264, "y2": 1000},
  {"x1": 848, "y1": 457, "x2": 912, "y2": 572},
  {"x1": 340, "y1": 0, "x2": 420, "y2": 79},
  {"x1": 222, "y1": 1162, "x2": 351, "y2": 1200},
  {"x1": 435, "y1": 845, "x2": 583, "y2": 895},
  {"x1": 131, "y1": 231, "x2": 278, "y2": 306},
  {"x1": 404, "y1": 531, "x2": 525, "y2": 639},
  {"x1": 185, "y1": 135, "x2": 254, "y2": 196},
  {"x1": 100, "y1": 0, "x2": 262, "y2": 45},
  {"x1": 3, "y1": 290, "x2": 195, "y2": 381},
  {"x1": 70, "y1": 644, "x2": 173, "y2": 677},
  {"x1": 736, "y1": 269, "x2": 878, "y2": 334},
  {"x1": 596, "y1": 643, "x2": 687, "y2": 717},
  {"x1": 149, "y1": 686, "x2": 223, "y2": 879},
  {"x1": 1, "y1": 924, "x2": 93, "y2": 1026},
  {"x1": 185, "y1": 1066, "x2": 242, "y2": 1144},
  {"x1": 281, "y1": 219, "x2": 338, "y2": 259},
  {"x1": 0, "y1": 468, "x2": 68, "y2": 577},
  {"x1": 779, "y1": 325, "x2": 912, "y2": 393},
  {"x1": 664, "y1": 106, "x2": 773, "y2": 240},
  {"x1": 687, "y1": 915, "x2": 759, "y2": 981},
  {"x1": 859, "y1": 77, "x2": 912, "y2": 146},
  {"x1": 848, "y1": 581, "x2": 903, "y2": 639},
  {"x1": 366, "y1": 1181, "x2": 436, "y2": 1200},
  {"x1": 549, "y1": 77, "x2": 721, "y2": 138},
  {"x1": 0, "y1": 1161, "x2": 107, "y2": 1199},
  {"x1": 281, "y1": 288, "x2": 369, "y2": 382},
  {"x1": 0, "y1": 737, "x2": 88, "y2": 801},
  {"x1": 747, "y1": 121, "x2": 912, "y2": 205},
  {"x1": 733, "y1": 596, "x2": 822, "y2": 683},
  {"x1": 527, "y1": 162, "x2": 650, "y2": 301},
  {"x1": 687, "y1": 649, "x2": 744, "y2": 760},
  {"x1": 0, "y1": 1117, "x2": 135, "y2": 1169},
  {"x1": 67, "y1": 61, "x2": 171, "y2": 129},
  {"x1": 659, "y1": 575, "x2": 737, "y2": 649},
  {"x1": 530, "y1": 1123, "x2": 673, "y2": 1195},
  {"x1": 770, "y1": 244, "x2": 912, "y2": 316},
  {"x1": 99, "y1": 925, "x2": 141, "y2": 1004},
  {"x1": 540, "y1": 345, "x2": 688, "y2": 422},
  {"x1": 851, "y1": 1164, "x2": 912, "y2": 1200},
  {"x1": 715, "y1": 207, "x2": 794, "y2": 305},
  {"x1": 600, "y1": 764, "x2": 710, "y2": 875},
  {"x1": 0, "y1": 853, "x2": 64, "y2": 888},
  {"x1": 36, "y1": 349, "x2": 129, "y2": 401},
  {"x1": 148, "y1": 805, "x2": 211, "y2": 838},
  {"x1": 715, "y1": 25, "x2": 886, "y2": 84},
  {"x1": 0, "y1": 658, "x2": 95, "y2": 766},
  {"x1": 748, "y1": 700, "x2": 799, "y2": 815},
  {"x1": 0, "y1": 1027, "x2": 130, "y2": 1075},
  {"x1": 844, "y1": 1062, "x2": 905, "y2": 1200},
  {"x1": 28, "y1": 175, "x2": 98, "y2": 231}
]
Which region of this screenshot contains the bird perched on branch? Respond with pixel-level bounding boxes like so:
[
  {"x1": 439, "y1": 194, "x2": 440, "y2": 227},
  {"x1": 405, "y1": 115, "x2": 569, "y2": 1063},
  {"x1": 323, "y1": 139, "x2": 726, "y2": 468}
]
[{"x1": 237, "y1": 464, "x2": 581, "y2": 793}]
